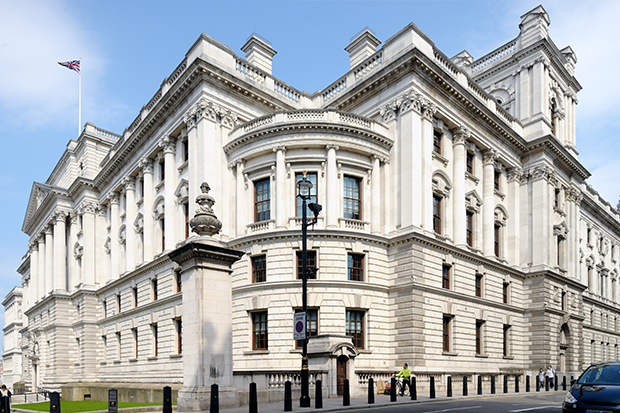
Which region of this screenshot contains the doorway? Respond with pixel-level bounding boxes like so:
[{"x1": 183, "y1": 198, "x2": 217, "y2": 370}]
[{"x1": 337, "y1": 356, "x2": 348, "y2": 396}]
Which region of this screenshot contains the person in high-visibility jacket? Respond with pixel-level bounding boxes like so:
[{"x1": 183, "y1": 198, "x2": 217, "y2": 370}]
[{"x1": 396, "y1": 363, "x2": 411, "y2": 396}]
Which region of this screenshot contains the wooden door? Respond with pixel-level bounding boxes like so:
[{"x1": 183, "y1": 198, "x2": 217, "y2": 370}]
[{"x1": 337, "y1": 356, "x2": 347, "y2": 396}]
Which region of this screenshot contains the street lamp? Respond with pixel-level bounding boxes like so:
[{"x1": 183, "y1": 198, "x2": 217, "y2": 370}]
[{"x1": 297, "y1": 171, "x2": 321, "y2": 408}]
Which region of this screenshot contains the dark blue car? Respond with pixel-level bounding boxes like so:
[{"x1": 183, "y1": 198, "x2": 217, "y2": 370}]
[{"x1": 563, "y1": 362, "x2": 620, "y2": 412}]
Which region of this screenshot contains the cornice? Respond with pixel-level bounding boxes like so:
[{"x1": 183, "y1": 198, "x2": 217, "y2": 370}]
[
  {"x1": 581, "y1": 195, "x2": 620, "y2": 235},
  {"x1": 99, "y1": 293, "x2": 182, "y2": 325},
  {"x1": 232, "y1": 279, "x2": 389, "y2": 296},
  {"x1": 67, "y1": 177, "x2": 98, "y2": 198},
  {"x1": 583, "y1": 293, "x2": 620, "y2": 314},
  {"x1": 97, "y1": 255, "x2": 173, "y2": 295},
  {"x1": 22, "y1": 184, "x2": 74, "y2": 236},
  {"x1": 525, "y1": 135, "x2": 590, "y2": 181}
]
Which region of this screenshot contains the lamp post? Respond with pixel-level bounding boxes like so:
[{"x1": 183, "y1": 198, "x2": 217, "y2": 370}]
[{"x1": 297, "y1": 171, "x2": 321, "y2": 408}]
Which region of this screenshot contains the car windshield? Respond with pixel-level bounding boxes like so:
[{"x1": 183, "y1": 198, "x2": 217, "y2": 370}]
[{"x1": 578, "y1": 365, "x2": 620, "y2": 385}]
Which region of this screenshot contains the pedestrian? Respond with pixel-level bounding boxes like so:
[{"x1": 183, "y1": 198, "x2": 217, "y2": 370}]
[
  {"x1": 396, "y1": 363, "x2": 411, "y2": 396},
  {"x1": 538, "y1": 368, "x2": 545, "y2": 387},
  {"x1": 546, "y1": 365, "x2": 556, "y2": 389},
  {"x1": 1, "y1": 384, "x2": 11, "y2": 411}
]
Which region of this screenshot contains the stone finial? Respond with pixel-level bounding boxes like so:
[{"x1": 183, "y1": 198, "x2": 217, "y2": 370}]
[{"x1": 189, "y1": 182, "x2": 222, "y2": 236}]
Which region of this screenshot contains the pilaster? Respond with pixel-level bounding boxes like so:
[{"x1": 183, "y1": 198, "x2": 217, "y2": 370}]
[
  {"x1": 45, "y1": 224, "x2": 54, "y2": 296},
  {"x1": 452, "y1": 127, "x2": 468, "y2": 246},
  {"x1": 326, "y1": 144, "x2": 339, "y2": 229},
  {"x1": 161, "y1": 136, "x2": 177, "y2": 251},
  {"x1": 124, "y1": 176, "x2": 137, "y2": 271},
  {"x1": 274, "y1": 146, "x2": 287, "y2": 229},
  {"x1": 482, "y1": 149, "x2": 497, "y2": 257},
  {"x1": 53, "y1": 212, "x2": 67, "y2": 292},
  {"x1": 140, "y1": 158, "x2": 155, "y2": 262},
  {"x1": 109, "y1": 192, "x2": 120, "y2": 281}
]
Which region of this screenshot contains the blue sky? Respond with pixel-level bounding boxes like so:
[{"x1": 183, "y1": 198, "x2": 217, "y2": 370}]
[{"x1": 1, "y1": 0, "x2": 619, "y2": 353}]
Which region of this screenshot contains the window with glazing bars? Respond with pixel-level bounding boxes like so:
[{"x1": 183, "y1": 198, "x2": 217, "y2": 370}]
[
  {"x1": 343, "y1": 176, "x2": 361, "y2": 220},
  {"x1": 348, "y1": 253, "x2": 364, "y2": 281},
  {"x1": 296, "y1": 172, "x2": 317, "y2": 216},
  {"x1": 296, "y1": 251, "x2": 316, "y2": 279},
  {"x1": 346, "y1": 310, "x2": 364, "y2": 349},
  {"x1": 433, "y1": 195, "x2": 442, "y2": 234},
  {"x1": 252, "y1": 311, "x2": 268, "y2": 350},
  {"x1": 254, "y1": 178, "x2": 271, "y2": 222},
  {"x1": 466, "y1": 211, "x2": 474, "y2": 247},
  {"x1": 433, "y1": 130, "x2": 442, "y2": 154},
  {"x1": 252, "y1": 255, "x2": 267, "y2": 283}
]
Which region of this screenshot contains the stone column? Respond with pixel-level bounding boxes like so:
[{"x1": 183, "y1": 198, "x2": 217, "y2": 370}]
[
  {"x1": 518, "y1": 65, "x2": 530, "y2": 122},
  {"x1": 95, "y1": 204, "x2": 108, "y2": 285},
  {"x1": 169, "y1": 183, "x2": 244, "y2": 411},
  {"x1": 38, "y1": 233, "x2": 46, "y2": 299},
  {"x1": 275, "y1": 146, "x2": 287, "y2": 229},
  {"x1": 109, "y1": 192, "x2": 120, "y2": 280},
  {"x1": 67, "y1": 213, "x2": 79, "y2": 291},
  {"x1": 29, "y1": 242, "x2": 39, "y2": 304},
  {"x1": 140, "y1": 158, "x2": 155, "y2": 262},
  {"x1": 326, "y1": 144, "x2": 339, "y2": 228},
  {"x1": 124, "y1": 177, "x2": 137, "y2": 271},
  {"x1": 235, "y1": 160, "x2": 246, "y2": 236},
  {"x1": 370, "y1": 155, "x2": 381, "y2": 234},
  {"x1": 53, "y1": 212, "x2": 67, "y2": 292},
  {"x1": 452, "y1": 127, "x2": 468, "y2": 246},
  {"x1": 45, "y1": 223, "x2": 54, "y2": 295},
  {"x1": 161, "y1": 136, "x2": 177, "y2": 251},
  {"x1": 421, "y1": 102, "x2": 437, "y2": 234},
  {"x1": 482, "y1": 149, "x2": 497, "y2": 257},
  {"x1": 379, "y1": 103, "x2": 397, "y2": 234},
  {"x1": 531, "y1": 166, "x2": 551, "y2": 268},
  {"x1": 507, "y1": 167, "x2": 522, "y2": 266},
  {"x1": 81, "y1": 203, "x2": 96, "y2": 286}
]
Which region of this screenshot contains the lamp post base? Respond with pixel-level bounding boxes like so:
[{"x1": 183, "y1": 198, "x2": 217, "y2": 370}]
[{"x1": 299, "y1": 396, "x2": 311, "y2": 408}]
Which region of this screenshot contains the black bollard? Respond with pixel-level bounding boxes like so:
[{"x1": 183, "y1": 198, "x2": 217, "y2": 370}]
[
  {"x1": 368, "y1": 378, "x2": 374, "y2": 404},
  {"x1": 555, "y1": 375, "x2": 558, "y2": 391},
  {"x1": 163, "y1": 386, "x2": 172, "y2": 413},
  {"x1": 0, "y1": 396, "x2": 8, "y2": 413},
  {"x1": 210, "y1": 384, "x2": 219, "y2": 413},
  {"x1": 108, "y1": 388, "x2": 118, "y2": 413},
  {"x1": 390, "y1": 377, "x2": 397, "y2": 402},
  {"x1": 477, "y1": 375, "x2": 482, "y2": 395},
  {"x1": 491, "y1": 375, "x2": 496, "y2": 394},
  {"x1": 284, "y1": 381, "x2": 292, "y2": 412},
  {"x1": 50, "y1": 392, "x2": 61, "y2": 413},
  {"x1": 536, "y1": 375, "x2": 540, "y2": 392},
  {"x1": 430, "y1": 376, "x2": 436, "y2": 399},
  {"x1": 515, "y1": 375, "x2": 520, "y2": 393},
  {"x1": 526, "y1": 375, "x2": 530, "y2": 392},
  {"x1": 545, "y1": 376, "x2": 549, "y2": 391},
  {"x1": 463, "y1": 376, "x2": 468, "y2": 396},
  {"x1": 410, "y1": 377, "x2": 417, "y2": 400},
  {"x1": 343, "y1": 379, "x2": 350, "y2": 406},
  {"x1": 315, "y1": 379, "x2": 323, "y2": 409},
  {"x1": 249, "y1": 382, "x2": 257, "y2": 413},
  {"x1": 447, "y1": 376, "x2": 452, "y2": 397},
  {"x1": 562, "y1": 375, "x2": 567, "y2": 391},
  {"x1": 503, "y1": 375, "x2": 508, "y2": 394}
]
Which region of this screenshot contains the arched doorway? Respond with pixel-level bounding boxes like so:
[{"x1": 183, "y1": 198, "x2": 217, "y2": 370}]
[
  {"x1": 559, "y1": 323, "x2": 570, "y2": 373},
  {"x1": 336, "y1": 355, "x2": 348, "y2": 396}
]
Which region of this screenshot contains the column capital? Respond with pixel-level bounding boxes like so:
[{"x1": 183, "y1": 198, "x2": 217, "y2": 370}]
[
  {"x1": 399, "y1": 91, "x2": 423, "y2": 115},
  {"x1": 80, "y1": 201, "x2": 97, "y2": 214},
  {"x1": 507, "y1": 167, "x2": 523, "y2": 183},
  {"x1": 108, "y1": 192, "x2": 120, "y2": 205},
  {"x1": 326, "y1": 144, "x2": 340, "y2": 152},
  {"x1": 421, "y1": 101, "x2": 438, "y2": 121},
  {"x1": 452, "y1": 126, "x2": 470, "y2": 145},
  {"x1": 53, "y1": 210, "x2": 67, "y2": 223},
  {"x1": 68, "y1": 212, "x2": 78, "y2": 225},
  {"x1": 160, "y1": 136, "x2": 177, "y2": 154},
  {"x1": 530, "y1": 165, "x2": 555, "y2": 183},
  {"x1": 139, "y1": 158, "x2": 155, "y2": 174},
  {"x1": 566, "y1": 187, "x2": 583, "y2": 204},
  {"x1": 29, "y1": 241, "x2": 38, "y2": 252},
  {"x1": 272, "y1": 145, "x2": 286, "y2": 154},
  {"x1": 123, "y1": 176, "x2": 137, "y2": 191},
  {"x1": 379, "y1": 101, "x2": 399, "y2": 123},
  {"x1": 44, "y1": 224, "x2": 53, "y2": 235},
  {"x1": 482, "y1": 149, "x2": 498, "y2": 166}
]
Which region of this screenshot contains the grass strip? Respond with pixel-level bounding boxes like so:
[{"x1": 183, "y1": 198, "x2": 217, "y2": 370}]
[{"x1": 15, "y1": 401, "x2": 167, "y2": 413}]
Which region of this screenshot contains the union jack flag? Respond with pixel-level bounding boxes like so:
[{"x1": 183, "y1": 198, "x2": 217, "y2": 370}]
[{"x1": 58, "y1": 59, "x2": 81, "y2": 74}]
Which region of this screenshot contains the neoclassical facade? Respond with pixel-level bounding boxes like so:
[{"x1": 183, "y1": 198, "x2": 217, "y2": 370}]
[{"x1": 4, "y1": 4, "x2": 620, "y2": 406}]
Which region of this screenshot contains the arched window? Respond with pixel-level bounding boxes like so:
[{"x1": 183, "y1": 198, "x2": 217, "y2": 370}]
[
  {"x1": 494, "y1": 206, "x2": 508, "y2": 259},
  {"x1": 432, "y1": 172, "x2": 452, "y2": 236}
]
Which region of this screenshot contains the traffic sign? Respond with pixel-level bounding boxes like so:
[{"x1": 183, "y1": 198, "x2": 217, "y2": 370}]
[{"x1": 294, "y1": 312, "x2": 306, "y2": 340}]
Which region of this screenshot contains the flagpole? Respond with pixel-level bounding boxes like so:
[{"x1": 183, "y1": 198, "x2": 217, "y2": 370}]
[{"x1": 78, "y1": 57, "x2": 82, "y2": 137}]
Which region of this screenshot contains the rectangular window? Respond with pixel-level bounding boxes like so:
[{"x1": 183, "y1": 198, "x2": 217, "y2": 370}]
[
  {"x1": 476, "y1": 320, "x2": 484, "y2": 355},
  {"x1": 443, "y1": 315, "x2": 451, "y2": 352},
  {"x1": 433, "y1": 130, "x2": 442, "y2": 154},
  {"x1": 466, "y1": 211, "x2": 474, "y2": 247},
  {"x1": 252, "y1": 255, "x2": 267, "y2": 283},
  {"x1": 494, "y1": 224, "x2": 501, "y2": 258},
  {"x1": 152, "y1": 323, "x2": 158, "y2": 357},
  {"x1": 442, "y1": 264, "x2": 451, "y2": 289},
  {"x1": 175, "y1": 319, "x2": 182, "y2": 354},
  {"x1": 296, "y1": 172, "x2": 318, "y2": 217},
  {"x1": 102, "y1": 336, "x2": 107, "y2": 359},
  {"x1": 116, "y1": 332, "x2": 121, "y2": 360},
  {"x1": 252, "y1": 311, "x2": 268, "y2": 350},
  {"x1": 254, "y1": 178, "x2": 271, "y2": 222},
  {"x1": 161, "y1": 218, "x2": 165, "y2": 251},
  {"x1": 103, "y1": 300, "x2": 107, "y2": 317},
  {"x1": 348, "y1": 253, "x2": 364, "y2": 282},
  {"x1": 160, "y1": 159, "x2": 165, "y2": 182},
  {"x1": 175, "y1": 270, "x2": 182, "y2": 293},
  {"x1": 503, "y1": 324, "x2": 510, "y2": 356},
  {"x1": 296, "y1": 251, "x2": 317, "y2": 280},
  {"x1": 132, "y1": 328, "x2": 138, "y2": 358},
  {"x1": 132, "y1": 287, "x2": 138, "y2": 308},
  {"x1": 152, "y1": 279, "x2": 158, "y2": 301},
  {"x1": 475, "y1": 274, "x2": 483, "y2": 297},
  {"x1": 183, "y1": 139, "x2": 189, "y2": 163},
  {"x1": 343, "y1": 176, "x2": 362, "y2": 220},
  {"x1": 116, "y1": 293, "x2": 121, "y2": 313},
  {"x1": 554, "y1": 188, "x2": 560, "y2": 208},
  {"x1": 346, "y1": 310, "x2": 364, "y2": 349},
  {"x1": 433, "y1": 195, "x2": 442, "y2": 234},
  {"x1": 183, "y1": 202, "x2": 189, "y2": 239},
  {"x1": 494, "y1": 170, "x2": 500, "y2": 191},
  {"x1": 140, "y1": 177, "x2": 144, "y2": 199},
  {"x1": 295, "y1": 308, "x2": 318, "y2": 349},
  {"x1": 503, "y1": 282, "x2": 509, "y2": 304},
  {"x1": 466, "y1": 152, "x2": 474, "y2": 174}
]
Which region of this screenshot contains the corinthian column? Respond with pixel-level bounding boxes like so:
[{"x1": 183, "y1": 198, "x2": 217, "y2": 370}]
[
  {"x1": 421, "y1": 102, "x2": 437, "y2": 234},
  {"x1": 45, "y1": 224, "x2": 54, "y2": 294},
  {"x1": 38, "y1": 234, "x2": 46, "y2": 299},
  {"x1": 53, "y1": 211, "x2": 67, "y2": 292},
  {"x1": 109, "y1": 192, "x2": 120, "y2": 280},
  {"x1": 275, "y1": 146, "x2": 287, "y2": 229},
  {"x1": 507, "y1": 167, "x2": 522, "y2": 266},
  {"x1": 140, "y1": 158, "x2": 155, "y2": 261},
  {"x1": 124, "y1": 176, "x2": 137, "y2": 271},
  {"x1": 326, "y1": 144, "x2": 339, "y2": 228},
  {"x1": 452, "y1": 127, "x2": 468, "y2": 247},
  {"x1": 482, "y1": 149, "x2": 497, "y2": 257},
  {"x1": 161, "y1": 136, "x2": 177, "y2": 251},
  {"x1": 29, "y1": 242, "x2": 39, "y2": 304}
]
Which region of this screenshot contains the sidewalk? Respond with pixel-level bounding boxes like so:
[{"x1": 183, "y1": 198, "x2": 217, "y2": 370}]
[{"x1": 220, "y1": 388, "x2": 565, "y2": 413}]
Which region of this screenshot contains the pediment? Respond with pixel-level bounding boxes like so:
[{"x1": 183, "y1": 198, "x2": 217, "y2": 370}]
[{"x1": 22, "y1": 182, "x2": 72, "y2": 235}]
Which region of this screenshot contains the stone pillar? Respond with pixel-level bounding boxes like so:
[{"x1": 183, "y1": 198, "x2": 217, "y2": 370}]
[
  {"x1": 53, "y1": 212, "x2": 67, "y2": 292},
  {"x1": 161, "y1": 136, "x2": 177, "y2": 251},
  {"x1": 275, "y1": 146, "x2": 287, "y2": 228},
  {"x1": 235, "y1": 160, "x2": 246, "y2": 236},
  {"x1": 518, "y1": 65, "x2": 530, "y2": 122},
  {"x1": 482, "y1": 150, "x2": 497, "y2": 257},
  {"x1": 326, "y1": 144, "x2": 339, "y2": 228},
  {"x1": 370, "y1": 155, "x2": 381, "y2": 234},
  {"x1": 383, "y1": 159, "x2": 392, "y2": 234},
  {"x1": 29, "y1": 242, "x2": 39, "y2": 304},
  {"x1": 531, "y1": 166, "x2": 551, "y2": 269},
  {"x1": 109, "y1": 192, "x2": 120, "y2": 280},
  {"x1": 38, "y1": 233, "x2": 46, "y2": 299},
  {"x1": 169, "y1": 183, "x2": 244, "y2": 411},
  {"x1": 124, "y1": 177, "x2": 137, "y2": 271},
  {"x1": 421, "y1": 102, "x2": 437, "y2": 234},
  {"x1": 67, "y1": 213, "x2": 79, "y2": 291},
  {"x1": 507, "y1": 168, "x2": 522, "y2": 266},
  {"x1": 140, "y1": 158, "x2": 155, "y2": 262},
  {"x1": 452, "y1": 127, "x2": 468, "y2": 246},
  {"x1": 81, "y1": 203, "x2": 96, "y2": 286},
  {"x1": 45, "y1": 224, "x2": 54, "y2": 295}
]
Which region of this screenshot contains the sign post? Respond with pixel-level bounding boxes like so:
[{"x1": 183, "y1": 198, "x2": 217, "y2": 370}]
[{"x1": 294, "y1": 312, "x2": 306, "y2": 341}]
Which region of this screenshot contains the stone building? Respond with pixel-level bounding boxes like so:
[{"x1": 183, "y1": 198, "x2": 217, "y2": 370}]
[{"x1": 4, "y1": 4, "x2": 620, "y2": 408}]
